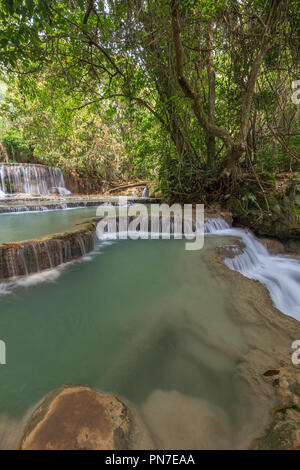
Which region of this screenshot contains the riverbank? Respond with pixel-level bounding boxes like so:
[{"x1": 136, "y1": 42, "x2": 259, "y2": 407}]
[
  {"x1": 210, "y1": 247, "x2": 300, "y2": 449},
  {"x1": 2, "y1": 239, "x2": 298, "y2": 450},
  {"x1": 0, "y1": 192, "x2": 298, "y2": 449}
]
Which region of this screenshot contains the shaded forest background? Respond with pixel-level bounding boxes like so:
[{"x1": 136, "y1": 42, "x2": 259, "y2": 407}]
[{"x1": 0, "y1": 0, "x2": 299, "y2": 238}]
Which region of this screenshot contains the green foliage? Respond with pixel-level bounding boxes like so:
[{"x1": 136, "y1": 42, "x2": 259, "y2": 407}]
[
  {"x1": 242, "y1": 193, "x2": 257, "y2": 204},
  {"x1": 0, "y1": 0, "x2": 298, "y2": 197},
  {"x1": 1, "y1": 126, "x2": 31, "y2": 161}
]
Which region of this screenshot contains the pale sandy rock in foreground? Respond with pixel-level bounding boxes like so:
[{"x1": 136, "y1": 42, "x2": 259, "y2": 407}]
[{"x1": 21, "y1": 385, "x2": 133, "y2": 450}]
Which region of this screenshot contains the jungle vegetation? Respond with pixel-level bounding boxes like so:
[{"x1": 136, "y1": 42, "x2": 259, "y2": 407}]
[{"x1": 0, "y1": 0, "x2": 299, "y2": 206}]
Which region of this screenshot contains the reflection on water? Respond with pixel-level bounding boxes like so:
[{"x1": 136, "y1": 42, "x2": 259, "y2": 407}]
[
  {"x1": 0, "y1": 237, "x2": 276, "y2": 449},
  {"x1": 0, "y1": 207, "x2": 97, "y2": 243}
]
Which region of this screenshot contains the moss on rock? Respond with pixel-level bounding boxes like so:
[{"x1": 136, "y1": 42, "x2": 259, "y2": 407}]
[{"x1": 21, "y1": 385, "x2": 133, "y2": 450}]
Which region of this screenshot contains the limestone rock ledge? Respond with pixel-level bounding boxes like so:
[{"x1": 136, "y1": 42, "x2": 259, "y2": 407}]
[
  {"x1": 0, "y1": 223, "x2": 96, "y2": 280},
  {"x1": 253, "y1": 366, "x2": 300, "y2": 450},
  {"x1": 21, "y1": 385, "x2": 133, "y2": 450}
]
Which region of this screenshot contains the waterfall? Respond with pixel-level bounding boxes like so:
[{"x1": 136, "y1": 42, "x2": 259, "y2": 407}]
[
  {"x1": 205, "y1": 218, "x2": 300, "y2": 321},
  {"x1": 0, "y1": 230, "x2": 95, "y2": 280},
  {"x1": 204, "y1": 218, "x2": 229, "y2": 233},
  {"x1": 0, "y1": 164, "x2": 71, "y2": 196},
  {"x1": 142, "y1": 187, "x2": 149, "y2": 198},
  {"x1": 0, "y1": 206, "x2": 298, "y2": 321}
]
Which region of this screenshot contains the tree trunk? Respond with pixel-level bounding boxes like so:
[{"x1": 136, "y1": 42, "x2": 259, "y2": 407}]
[
  {"x1": 170, "y1": 0, "x2": 281, "y2": 179},
  {"x1": 0, "y1": 143, "x2": 9, "y2": 163},
  {"x1": 206, "y1": 18, "x2": 216, "y2": 167}
]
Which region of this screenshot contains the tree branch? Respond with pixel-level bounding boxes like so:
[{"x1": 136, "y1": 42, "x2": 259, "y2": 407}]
[
  {"x1": 170, "y1": 0, "x2": 233, "y2": 150},
  {"x1": 83, "y1": 0, "x2": 94, "y2": 24}
]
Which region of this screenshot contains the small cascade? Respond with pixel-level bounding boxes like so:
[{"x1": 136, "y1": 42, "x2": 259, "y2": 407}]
[
  {"x1": 142, "y1": 186, "x2": 149, "y2": 198},
  {"x1": 204, "y1": 217, "x2": 230, "y2": 233},
  {"x1": 30, "y1": 243, "x2": 40, "y2": 272},
  {"x1": 0, "y1": 204, "x2": 69, "y2": 214},
  {"x1": 76, "y1": 235, "x2": 87, "y2": 256},
  {"x1": 205, "y1": 218, "x2": 300, "y2": 321},
  {"x1": 0, "y1": 230, "x2": 95, "y2": 280},
  {"x1": 0, "y1": 163, "x2": 70, "y2": 196}
]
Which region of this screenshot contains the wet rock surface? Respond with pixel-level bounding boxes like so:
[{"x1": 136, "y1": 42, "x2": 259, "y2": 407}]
[
  {"x1": 253, "y1": 366, "x2": 300, "y2": 450},
  {"x1": 210, "y1": 249, "x2": 300, "y2": 450},
  {"x1": 0, "y1": 195, "x2": 161, "y2": 213},
  {"x1": 228, "y1": 177, "x2": 300, "y2": 253},
  {"x1": 63, "y1": 172, "x2": 103, "y2": 194},
  {"x1": 21, "y1": 385, "x2": 133, "y2": 450},
  {"x1": 258, "y1": 237, "x2": 285, "y2": 255},
  {"x1": 0, "y1": 224, "x2": 96, "y2": 280},
  {"x1": 216, "y1": 241, "x2": 245, "y2": 259}
]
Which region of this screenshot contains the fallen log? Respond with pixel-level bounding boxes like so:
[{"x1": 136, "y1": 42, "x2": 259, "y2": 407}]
[{"x1": 109, "y1": 181, "x2": 153, "y2": 193}]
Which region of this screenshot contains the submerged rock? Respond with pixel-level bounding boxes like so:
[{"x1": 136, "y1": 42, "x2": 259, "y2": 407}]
[
  {"x1": 263, "y1": 369, "x2": 280, "y2": 377},
  {"x1": 21, "y1": 385, "x2": 133, "y2": 450},
  {"x1": 216, "y1": 241, "x2": 244, "y2": 259}
]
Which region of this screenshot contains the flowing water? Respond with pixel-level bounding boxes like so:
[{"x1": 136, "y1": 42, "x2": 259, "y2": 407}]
[
  {"x1": 0, "y1": 164, "x2": 70, "y2": 196},
  {"x1": 0, "y1": 235, "x2": 276, "y2": 449},
  {"x1": 0, "y1": 161, "x2": 298, "y2": 448},
  {"x1": 206, "y1": 219, "x2": 300, "y2": 321},
  {"x1": 0, "y1": 206, "x2": 299, "y2": 449}
]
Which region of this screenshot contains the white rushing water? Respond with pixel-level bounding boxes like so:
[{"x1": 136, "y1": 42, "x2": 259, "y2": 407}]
[
  {"x1": 0, "y1": 202, "x2": 298, "y2": 321},
  {"x1": 0, "y1": 164, "x2": 70, "y2": 196},
  {"x1": 142, "y1": 186, "x2": 149, "y2": 198},
  {"x1": 205, "y1": 218, "x2": 300, "y2": 321}
]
